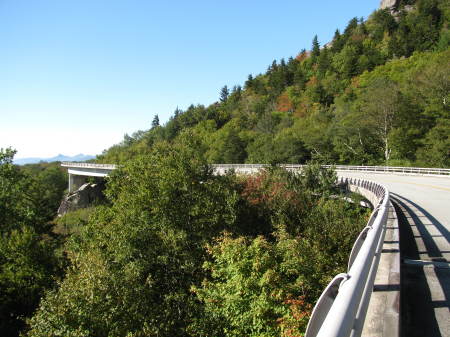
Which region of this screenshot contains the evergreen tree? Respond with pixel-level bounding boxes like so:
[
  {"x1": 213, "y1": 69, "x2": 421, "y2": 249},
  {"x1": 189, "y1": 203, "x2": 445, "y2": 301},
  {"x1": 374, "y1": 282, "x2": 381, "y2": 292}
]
[
  {"x1": 231, "y1": 85, "x2": 242, "y2": 101},
  {"x1": 269, "y1": 60, "x2": 278, "y2": 72},
  {"x1": 344, "y1": 17, "x2": 359, "y2": 37},
  {"x1": 317, "y1": 46, "x2": 331, "y2": 78},
  {"x1": 152, "y1": 114, "x2": 160, "y2": 128},
  {"x1": 220, "y1": 85, "x2": 230, "y2": 102},
  {"x1": 311, "y1": 35, "x2": 321, "y2": 59},
  {"x1": 333, "y1": 29, "x2": 341, "y2": 41},
  {"x1": 331, "y1": 29, "x2": 345, "y2": 53}
]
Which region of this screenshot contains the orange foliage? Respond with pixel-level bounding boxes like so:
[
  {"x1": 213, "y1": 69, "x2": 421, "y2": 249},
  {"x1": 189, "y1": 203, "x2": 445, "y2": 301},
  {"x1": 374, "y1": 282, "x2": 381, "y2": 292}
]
[
  {"x1": 295, "y1": 100, "x2": 322, "y2": 118},
  {"x1": 241, "y1": 172, "x2": 299, "y2": 209},
  {"x1": 277, "y1": 93, "x2": 294, "y2": 112},
  {"x1": 277, "y1": 295, "x2": 312, "y2": 337},
  {"x1": 306, "y1": 76, "x2": 318, "y2": 87},
  {"x1": 350, "y1": 76, "x2": 360, "y2": 88},
  {"x1": 295, "y1": 51, "x2": 310, "y2": 62}
]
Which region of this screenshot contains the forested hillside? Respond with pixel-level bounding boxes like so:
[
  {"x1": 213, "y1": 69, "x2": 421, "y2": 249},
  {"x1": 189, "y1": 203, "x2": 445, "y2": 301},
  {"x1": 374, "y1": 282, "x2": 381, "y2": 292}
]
[
  {"x1": 98, "y1": 0, "x2": 449, "y2": 167},
  {"x1": 0, "y1": 150, "x2": 67, "y2": 335},
  {"x1": 1, "y1": 1, "x2": 449, "y2": 336}
]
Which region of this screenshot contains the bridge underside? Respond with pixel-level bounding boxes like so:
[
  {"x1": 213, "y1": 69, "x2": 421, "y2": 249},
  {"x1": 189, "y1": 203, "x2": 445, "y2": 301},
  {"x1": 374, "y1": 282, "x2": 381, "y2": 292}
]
[{"x1": 67, "y1": 168, "x2": 110, "y2": 192}]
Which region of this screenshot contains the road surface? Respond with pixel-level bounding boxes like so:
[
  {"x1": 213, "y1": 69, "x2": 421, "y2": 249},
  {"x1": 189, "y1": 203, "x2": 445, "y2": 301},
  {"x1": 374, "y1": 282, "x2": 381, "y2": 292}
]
[{"x1": 338, "y1": 172, "x2": 450, "y2": 337}]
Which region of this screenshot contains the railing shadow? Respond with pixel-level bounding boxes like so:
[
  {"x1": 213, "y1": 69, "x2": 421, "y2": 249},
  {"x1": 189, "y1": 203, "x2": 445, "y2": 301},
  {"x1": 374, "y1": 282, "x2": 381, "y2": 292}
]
[
  {"x1": 392, "y1": 193, "x2": 449, "y2": 244},
  {"x1": 392, "y1": 194, "x2": 449, "y2": 337}
]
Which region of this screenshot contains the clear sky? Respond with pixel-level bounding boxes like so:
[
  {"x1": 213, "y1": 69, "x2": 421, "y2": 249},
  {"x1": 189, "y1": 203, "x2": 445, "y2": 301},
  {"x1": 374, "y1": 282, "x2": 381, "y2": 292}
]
[{"x1": 1, "y1": 0, "x2": 380, "y2": 159}]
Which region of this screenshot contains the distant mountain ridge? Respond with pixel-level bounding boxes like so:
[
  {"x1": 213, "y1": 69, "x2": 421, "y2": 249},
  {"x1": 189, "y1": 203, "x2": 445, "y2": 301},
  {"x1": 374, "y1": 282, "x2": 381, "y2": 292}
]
[{"x1": 14, "y1": 154, "x2": 95, "y2": 165}]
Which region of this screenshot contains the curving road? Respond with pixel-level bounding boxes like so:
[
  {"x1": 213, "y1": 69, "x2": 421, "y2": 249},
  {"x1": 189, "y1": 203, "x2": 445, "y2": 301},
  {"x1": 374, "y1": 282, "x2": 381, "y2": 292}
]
[{"x1": 338, "y1": 172, "x2": 450, "y2": 337}]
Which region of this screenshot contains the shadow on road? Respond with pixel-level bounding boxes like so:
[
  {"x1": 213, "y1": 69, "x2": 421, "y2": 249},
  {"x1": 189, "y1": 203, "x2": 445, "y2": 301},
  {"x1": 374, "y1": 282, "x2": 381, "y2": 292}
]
[{"x1": 392, "y1": 194, "x2": 449, "y2": 337}]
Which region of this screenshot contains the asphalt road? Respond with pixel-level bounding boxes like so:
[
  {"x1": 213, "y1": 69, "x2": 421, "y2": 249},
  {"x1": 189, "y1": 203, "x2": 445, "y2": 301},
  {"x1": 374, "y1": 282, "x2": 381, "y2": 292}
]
[{"x1": 338, "y1": 172, "x2": 450, "y2": 337}]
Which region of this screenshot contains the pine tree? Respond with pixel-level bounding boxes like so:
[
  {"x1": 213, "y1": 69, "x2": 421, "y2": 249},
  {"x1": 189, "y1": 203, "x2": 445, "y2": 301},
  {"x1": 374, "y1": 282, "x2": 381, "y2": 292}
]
[
  {"x1": 333, "y1": 29, "x2": 341, "y2": 41},
  {"x1": 311, "y1": 35, "x2": 321, "y2": 59},
  {"x1": 233, "y1": 85, "x2": 242, "y2": 94},
  {"x1": 220, "y1": 85, "x2": 230, "y2": 102},
  {"x1": 271, "y1": 60, "x2": 278, "y2": 71},
  {"x1": 245, "y1": 74, "x2": 254, "y2": 89},
  {"x1": 152, "y1": 115, "x2": 160, "y2": 128},
  {"x1": 331, "y1": 29, "x2": 345, "y2": 53},
  {"x1": 344, "y1": 17, "x2": 358, "y2": 37},
  {"x1": 317, "y1": 46, "x2": 331, "y2": 78}
]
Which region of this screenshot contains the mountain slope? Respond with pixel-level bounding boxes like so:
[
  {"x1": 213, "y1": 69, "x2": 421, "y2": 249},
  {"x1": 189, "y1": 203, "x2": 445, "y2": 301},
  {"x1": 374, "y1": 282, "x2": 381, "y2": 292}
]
[{"x1": 97, "y1": 0, "x2": 449, "y2": 167}]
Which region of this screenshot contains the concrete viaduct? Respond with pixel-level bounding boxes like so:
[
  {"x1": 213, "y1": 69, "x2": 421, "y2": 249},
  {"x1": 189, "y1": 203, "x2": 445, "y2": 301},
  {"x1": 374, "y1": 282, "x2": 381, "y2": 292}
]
[{"x1": 61, "y1": 162, "x2": 450, "y2": 337}]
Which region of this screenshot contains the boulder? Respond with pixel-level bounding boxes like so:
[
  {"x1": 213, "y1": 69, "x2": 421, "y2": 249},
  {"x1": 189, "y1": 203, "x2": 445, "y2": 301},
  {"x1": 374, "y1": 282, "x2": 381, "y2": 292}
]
[
  {"x1": 58, "y1": 182, "x2": 106, "y2": 215},
  {"x1": 380, "y1": 0, "x2": 398, "y2": 10}
]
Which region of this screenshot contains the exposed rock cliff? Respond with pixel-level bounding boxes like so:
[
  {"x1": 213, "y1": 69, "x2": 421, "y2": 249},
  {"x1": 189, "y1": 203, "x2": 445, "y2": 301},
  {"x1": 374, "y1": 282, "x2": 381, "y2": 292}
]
[
  {"x1": 380, "y1": 0, "x2": 398, "y2": 9},
  {"x1": 58, "y1": 182, "x2": 106, "y2": 215}
]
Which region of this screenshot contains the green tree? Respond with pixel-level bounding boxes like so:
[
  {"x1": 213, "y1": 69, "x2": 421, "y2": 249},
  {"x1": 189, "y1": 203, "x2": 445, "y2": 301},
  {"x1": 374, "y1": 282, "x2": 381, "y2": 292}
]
[
  {"x1": 220, "y1": 85, "x2": 230, "y2": 102},
  {"x1": 0, "y1": 227, "x2": 59, "y2": 336},
  {"x1": 0, "y1": 148, "x2": 48, "y2": 233},
  {"x1": 27, "y1": 133, "x2": 241, "y2": 337},
  {"x1": 416, "y1": 118, "x2": 450, "y2": 167},
  {"x1": 152, "y1": 114, "x2": 160, "y2": 128},
  {"x1": 311, "y1": 35, "x2": 321, "y2": 60},
  {"x1": 358, "y1": 77, "x2": 401, "y2": 163},
  {"x1": 207, "y1": 121, "x2": 247, "y2": 163},
  {"x1": 0, "y1": 148, "x2": 62, "y2": 336}
]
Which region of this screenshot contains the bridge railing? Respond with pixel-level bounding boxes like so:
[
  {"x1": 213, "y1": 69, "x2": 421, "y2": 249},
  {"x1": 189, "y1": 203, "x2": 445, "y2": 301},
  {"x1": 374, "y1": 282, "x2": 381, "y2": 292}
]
[
  {"x1": 304, "y1": 177, "x2": 389, "y2": 337},
  {"x1": 61, "y1": 162, "x2": 117, "y2": 170},
  {"x1": 212, "y1": 164, "x2": 450, "y2": 176},
  {"x1": 61, "y1": 162, "x2": 450, "y2": 176},
  {"x1": 330, "y1": 165, "x2": 449, "y2": 176}
]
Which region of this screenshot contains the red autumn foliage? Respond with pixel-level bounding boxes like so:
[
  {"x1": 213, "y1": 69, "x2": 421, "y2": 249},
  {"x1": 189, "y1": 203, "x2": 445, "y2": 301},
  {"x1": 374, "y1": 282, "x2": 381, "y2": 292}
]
[
  {"x1": 241, "y1": 171, "x2": 300, "y2": 209},
  {"x1": 277, "y1": 295, "x2": 312, "y2": 337},
  {"x1": 295, "y1": 51, "x2": 310, "y2": 62},
  {"x1": 277, "y1": 93, "x2": 294, "y2": 112}
]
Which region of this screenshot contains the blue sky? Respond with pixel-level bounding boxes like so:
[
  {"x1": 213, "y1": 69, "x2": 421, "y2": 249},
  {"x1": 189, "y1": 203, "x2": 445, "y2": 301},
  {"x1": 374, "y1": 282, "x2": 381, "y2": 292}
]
[{"x1": 1, "y1": 0, "x2": 380, "y2": 158}]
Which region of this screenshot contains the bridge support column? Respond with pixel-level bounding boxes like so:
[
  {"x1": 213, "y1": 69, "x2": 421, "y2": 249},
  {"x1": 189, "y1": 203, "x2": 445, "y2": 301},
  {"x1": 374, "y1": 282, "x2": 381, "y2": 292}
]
[{"x1": 68, "y1": 174, "x2": 88, "y2": 193}]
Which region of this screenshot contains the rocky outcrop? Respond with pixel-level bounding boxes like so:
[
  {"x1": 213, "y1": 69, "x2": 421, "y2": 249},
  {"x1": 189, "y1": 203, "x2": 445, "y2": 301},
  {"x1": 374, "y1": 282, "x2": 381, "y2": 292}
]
[
  {"x1": 380, "y1": 0, "x2": 414, "y2": 18},
  {"x1": 58, "y1": 182, "x2": 106, "y2": 215},
  {"x1": 380, "y1": 0, "x2": 398, "y2": 10}
]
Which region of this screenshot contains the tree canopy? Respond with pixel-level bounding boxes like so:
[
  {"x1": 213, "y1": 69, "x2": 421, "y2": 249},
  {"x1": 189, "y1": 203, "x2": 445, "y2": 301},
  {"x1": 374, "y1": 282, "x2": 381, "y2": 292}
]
[{"x1": 96, "y1": 0, "x2": 449, "y2": 168}]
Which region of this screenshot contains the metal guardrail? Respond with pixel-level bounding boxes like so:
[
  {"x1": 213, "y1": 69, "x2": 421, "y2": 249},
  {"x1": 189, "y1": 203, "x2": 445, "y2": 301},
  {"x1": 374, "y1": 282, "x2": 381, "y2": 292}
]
[
  {"x1": 331, "y1": 165, "x2": 450, "y2": 176},
  {"x1": 304, "y1": 177, "x2": 389, "y2": 337},
  {"x1": 61, "y1": 162, "x2": 450, "y2": 176},
  {"x1": 212, "y1": 164, "x2": 450, "y2": 176},
  {"x1": 61, "y1": 162, "x2": 117, "y2": 170}
]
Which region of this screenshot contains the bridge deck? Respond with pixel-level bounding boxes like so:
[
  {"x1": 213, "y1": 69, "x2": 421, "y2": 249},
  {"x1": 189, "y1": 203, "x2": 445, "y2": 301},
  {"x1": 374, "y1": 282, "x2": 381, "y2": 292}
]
[{"x1": 338, "y1": 172, "x2": 450, "y2": 337}]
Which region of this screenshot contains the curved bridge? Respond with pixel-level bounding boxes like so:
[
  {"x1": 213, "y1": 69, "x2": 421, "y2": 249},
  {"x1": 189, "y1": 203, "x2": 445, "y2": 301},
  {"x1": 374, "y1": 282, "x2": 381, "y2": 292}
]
[
  {"x1": 61, "y1": 162, "x2": 450, "y2": 337},
  {"x1": 336, "y1": 171, "x2": 450, "y2": 337}
]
